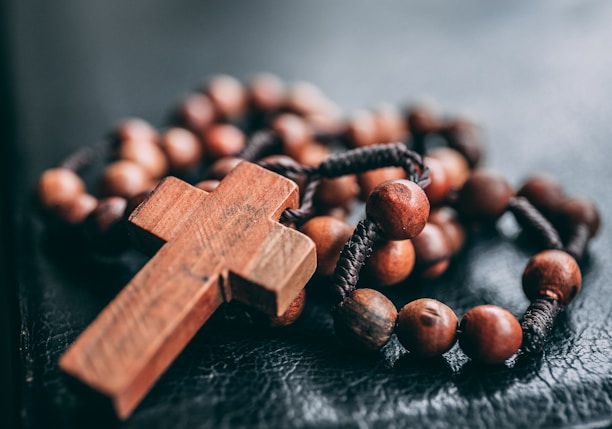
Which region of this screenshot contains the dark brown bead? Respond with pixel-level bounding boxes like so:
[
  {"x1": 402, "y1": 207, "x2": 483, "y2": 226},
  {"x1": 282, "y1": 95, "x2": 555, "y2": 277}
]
[
  {"x1": 457, "y1": 168, "x2": 515, "y2": 221},
  {"x1": 459, "y1": 305, "x2": 523, "y2": 364},
  {"x1": 428, "y1": 147, "x2": 470, "y2": 190},
  {"x1": 38, "y1": 168, "x2": 86, "y2": 211},
  {"x1": 315, "y1": 175, "x2": 359, "y2": 209},
  {"x1": 357, "y1": 167, "x2": 406, "y2": 201},
  {"x1": 204, "y1": 124, "x2": 246, "y2": 159},
  {"x1": 407, "y1": 106, "x2": 440, "y2": 135},
  {"x1": 397, "y1": 299, "x2": 458, "y2": 357},
  {"x1": 99, "y1": 160, "x2": 155, "y2": 198},
  {"x1": 428, "y1": 207, "x2": 465, "y2": 254},
  {"x1": 194, "y1": 180, "x2": 220, "y2": 193},
  {"x1": 364, "y1": 239, "x2": 415, "y2": 286},
  {"x1": 333, "y1": 288, "x2": 398, "y2": 351},
  {"x1": 347, "y1": 109, "x2": 378, "y2": 147},
  {"x1": 411, "y1": 223, "x2": 451, "y2": 278},
  {"x1": 82, "y1": 197, "x2": 129, "y2": 253},
  {"x1": 58, "y1": 193, "x2": 98, "y2": 225},
  {"x1": 423, "y1": 156, "x2": 451, "y2": 205},
  {"x1": 124, "y1": 188, "x2": 155, "y2": 220},
  {"x1": 271, "y1": 113, "x2": 312, "y2": 159},
  {"x1": 440, "y1": 119, "x2": 483, "y2": 167},
  {"x1": 373, "y1": 103, "x2": 407, "y2": 143},
  {"x1": 175, "y1": 93, "x2": 216, "y2": 136},
  {"x1": 299, "y1": 216, "x2": 353, "y2": 276},
  {"x1": 205, "y1": 74, "x2": 246, "y2": 119},
  {"x1": 113, "y1": 118, "x2": 158, "y2": 145},
  {"x1": 366, "y1": 180, "x2": 430, "y2": 240},
  {"x1": 557, "y1": 197, "x2": 601, "y2": 238},
  {"x1": 522, "y1": 250, "x2": 582, "y2": 306},
  {"x1": 517, "y1": 175, "x2": 566, "y2": 217},
  {"x1": 268, "y1": 288, "x2": 306, "y2": 327},
  {"x1": 248, "y1": 73, "x2": 286, "y2": 112},
  {"x1": 206, "y1": 157, "x2": 243, "y2": 180},
  {"x1": 117, "y1": 137, "x2": 168, "y2": 178},
  {"x1": 160, "y1": 127, "x2": 203, "y2": 171}
]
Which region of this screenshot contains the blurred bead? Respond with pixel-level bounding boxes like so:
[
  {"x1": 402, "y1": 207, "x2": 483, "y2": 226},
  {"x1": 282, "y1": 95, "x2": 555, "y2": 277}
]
[
  {"x1": 293, "y1": 142, "x2": 330, "y2": 166},
  {"x1": 125, "y1": 188, "x2": 155, "y2": 219},
  {"x1": 206, "y1": 157, "x2": 243, "y2": 180},
  {"x1": 175, "y1": 93, "x2": 216, "y2": 136},
  {"x1": 557, "y1": 197, "x2": 601, "y2": 238},
  {"x1": 315, "y1": 175, "x2": 359, "y2": 210},
  {"x1": 160, "y1": 127, "x2": 203, "y2": 171},
  {"x1": 333, "y1": 288, "x2": 397, "y2": 351},
  {"x1": 82, "y1": 196, "x2": 129, "y2": 253},
  {"x1": 271, "y1": 113, "x2": 312, "y2": 159},
  {"x1": 440, "y1": 119, "x2": 483, "y2": 167},
  {"x1": 117, "y1": 137, "x2": 168, "y2": 178},
  {"x1": 364, "y1": 239, "x2": 415, "y2": 286},
  {"x1": 517, "y1": 175, "x2": 566, "y2": 217},
  {"x1": 268, "y1": 288, "x2": 306, "y2": 327},
  {"x1": 58, "y1": 193, "x2": 98, "y2": 225},
  {"x1": 194, "y1": 180, "x2": 220, "y2": 192},
  {"x1": 248, "y1": 73, "x2": 286, "y2": 112},
  {"x1": 299, "y1": 216, "x2": 353, "y2": 276},
  {"x1": 373, "y1": 103, "x2": 407, "y2": 143},
  {"x1": 286, "y1": 81, "x2": 329, "y2": 116},
  {"x1": 428, "y1": 147, "x2": 470, "y2": 190},
  {"x1": 407, "y1": 106, "x2": 440, "y2": 135},
  {"x1": 357, "y1": 167, "x2": 406, "y2": 201},
  {"x1": 100, "y1": 160, "x2": 155, "y2": 198},
  {"x1": 522, "y1": 250, "x2": 581, "y2": 306},
  {"x1": 366, "y1": 180, "x2": 430, "y2": 240},
  {"x1": 113, "y1": 118, "x2": 158, "y2": 145},
  {"x1": 347, "y1": 109, "x2": 378, "y2": 147},
  {"x1": 397, "y1": 299, "x2": 457, "y2": 357},
  {"x1": 459, "y1": 305, "x2": 523, "y2": 364},
  {"x1": 411, "y1": 223, "x2": 451, "y2": 279},
  {"x1": 204, "y1": 124, "x2": 246, "y2": 159},
  {"x1": 457, "y1": 168, "x2": 514, "y2": 222},
  {"x1": 428, "y1": 207, "x2": 465, "y2": 254},
  {"x1": 38, "y1": 168, "x2": 86, "y2": 211},
  {"x1": 423, "y1": 156, "x2": 451, "y2": 205},
  {"x1": 205, "y1": 74, "x2": 246, "y2": 119}
]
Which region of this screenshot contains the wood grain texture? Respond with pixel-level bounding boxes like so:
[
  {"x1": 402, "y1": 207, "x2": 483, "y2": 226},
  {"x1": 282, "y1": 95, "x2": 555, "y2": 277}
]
[{"x1": 59, "y1": 162, "x2": 316, "y2": 419}]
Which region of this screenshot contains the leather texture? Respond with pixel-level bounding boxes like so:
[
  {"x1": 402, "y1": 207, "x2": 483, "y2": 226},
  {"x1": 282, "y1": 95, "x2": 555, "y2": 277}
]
[{"x1": 9, "y1": 1, "x2": 612, "y2": 427}]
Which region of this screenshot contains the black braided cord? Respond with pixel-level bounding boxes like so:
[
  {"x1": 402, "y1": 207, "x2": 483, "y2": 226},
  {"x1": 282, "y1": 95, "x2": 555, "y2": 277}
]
[
  {"x1": 520, "y1": 298, "x2": 562, "y2": 355},
  {"x1": 238, "y1": 130, "x2": 282, "y2": 162},
  {"x1": 507, "y1": 196, "x2": 564, "y2": 250},
  {"x1": 59, "y1": 140, "x2": 112, "y2": 172}
]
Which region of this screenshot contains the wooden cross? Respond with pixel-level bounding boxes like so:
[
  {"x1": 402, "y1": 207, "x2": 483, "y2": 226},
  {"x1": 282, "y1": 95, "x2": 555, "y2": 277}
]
[{"x1": 59, "y1": 162, "x2": 316, "y2": 419}]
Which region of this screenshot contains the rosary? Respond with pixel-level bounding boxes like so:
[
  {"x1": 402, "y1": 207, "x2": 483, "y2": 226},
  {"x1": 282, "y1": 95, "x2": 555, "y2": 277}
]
[{"x1": 36, "y1": 74, "x2": 601, "y2": 419}]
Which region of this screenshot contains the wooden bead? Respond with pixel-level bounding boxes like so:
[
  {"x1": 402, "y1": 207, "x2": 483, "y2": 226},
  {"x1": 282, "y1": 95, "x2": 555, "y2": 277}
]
[
  {"x1": 100, "y1": 160, "x2": 155, "y2": 198},
  {"x1": 117, "y1": 137, "x2": 168, "y2": 178},
  {"x1": 440, "y1": 119, "x2": 483, "y2": 167},
  {"x1": 517, "y1": 175, "x2": 566, "y2": 217},
  {"x1": 347, "y1": 109, "x2": 378, "y2": 147},
  {"x1": 364, "y1": 239, "x2": 415, "y2": 286},
  {"x1": 407, "y1": 106, "x2": 440, "y2": 135},
  {"x1": 286, "y1": 81, "x2": 329, "y2": 116},
  {"x1": 206, "y1": 157, "x2": 243, "y2": 180},
  {"x1": 333, "y1": 288, "x2": 398, "y2": 351},
  {"x1": 82, "y1": 196, "x2": 129, "y2": 253},
  {"x1": 248, "y1": 73, "x2": 286, "y2": 112},
  {"x1": 268, "y1": 288, "x2": 306, "y2": 327},
  {"x1": 557, "y1": 197, "x2": 601, "y2": 237},
  {"x1": 428, "y1": 147, "x2": 470, "y2": 190},
  {"x1": 457, "y1": 168, "x2": 515, "y2": 221},
  {"x1": 428, "y1": 207, "x2": 465, "y2": 254},
  {"x1": 366, "y1": 180, "x2": 430, "y2": 240},
  {"x1": 357, "y1": 167, "x2": 406, "y2": 201},
  {"x1": 205, "y1": 74, "x2": 246, "y2": 119},
  {"x1": 194, "y1": 180, "x2": 220, "y2": 192},
  {"x1": 259, "y1": 154, "x2": 307, "y2": 188},
  {"x1": 113, "y1": 118, "x2": 158, "y2": 144},
  {"x1": 176, "y1": 93, "x2": 216, "y2": 136},
  {"x1": 411, "y1": 223, "x2": 451, "y2": 279},
  {"x1": 58, "y1": 193, "x2": 98, "y2": 225},
  {"x1": 459, "y1": 305, "x2": 523, "y2": 364},
  {"x1": 315, "y1": 175, "x2": 359, "y2": 209},
  {"x1": 373, "y1": 103, "x2": 407, "y2": 143},
  {"x1": 271, "y1": 113, "x2": 312, "y2": 159},
  {"x1": 38, "y1": 168, "x2": 86, "y2": 211},
  {"x1": 397, "y1": 299, "x2": 457, "y2": 357},
  {"x1": 293, "y1": 142, "x2": 330, "y2": 167},
  {"x1": 125, "y1": 189, "x2": 155, "y2": 220},
  {"x1": 423, "y1": 156, "x2": 452, "y2": 205},
  {"x1": 522, "y1": 249, "x2": 581, "y2": 306},
  {"x1": 299, "y1": 216, "x2": 353, "y2": 276},
  {"x1": 204, "y1": 124, "x2": 246, "y2": 159},
  {"x1": 160, "y1": 127, "x2": 202, "y2": 171}
]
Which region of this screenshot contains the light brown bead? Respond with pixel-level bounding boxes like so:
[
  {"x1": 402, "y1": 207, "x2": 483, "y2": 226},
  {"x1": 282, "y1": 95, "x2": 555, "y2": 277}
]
[
  {"x1": 293, "y1": 142, "x2": 330, "y2": 167},
  {"x1": 366, "y1": 180, "x2": 430, "y2": 240},
  {"x1": 82, "y1": 196, "x2": 129, "y2": 253},
  {"x1": 117, "y1": 137, "x2": 168, "y2": 178},
  {"x1": 113, "y1": 118, "x2": 158, "y2": 144},
  {"x1": 459, "y1": 305, "x2": 523, "y2": 364},
  {"x1": 364, "y1": 239, "x2": 415, "y2": 286},
  {"x1": 38, "y1": 168, "x2": 86, "y2": 211},
  {"x1": 205, "y1": 74, "x2": 246, "y2": 119},
  {"x1": 358, "y1": 167, "x2": 406, "y2": 201},
  {"x1": 206, "y1": 157, "x2": 243, "y2": 180},
  {"x1": 522, "y1": 249, "x2": 582, "y2": 306},
  {"x1": 373, "y1": 104, "x2": 407, "y2": 143},
  {"x1": 248, "y1": 73, "x2": 286, "y2": 112},
  {"x1": 286, "y1": 81, "x2": 329, "y2": 116},
  {"x1": 411, "y1": 223, "x2": 451, "y2": 278},
  {"x1": 58, "y1": 193, "x2": 98, "y2": 225},
  {"x1": 271, "y1": 113, "x2": 312, "y2": 159},
  {"x1": 456, "y1": 168, "x2": 514, "y2": 221},
  {"x1": 204, "y1": 124, "x2": 246, "y2": 159},
  {"x1": 100, "y1": 160, "x2": 155, "y2": 198},
  {"x1": 557, "y1": 197, "x2": 601, "y2": 238},
  {"x1": 268, "y1": 288, "x2": 306, "y2": 327},
  {"x1": 428, "y1": 207, "x2": 465, "y2": 254},
  {"x1": 397, "y1": 299, "x2": 458, "y2": 357},
  {"x1": 299, "y1": 216, "x2": 353, "y2": 276},
  {"x1": 428, "y1": 147, "x2": 470, "y2": 190},
  {"x1": 315, "y1": 175, "x2": 359, "y2": 209},
  {"x1": 423, "y1": 156, "x2": 452, "y2": 205},
  {"x1": 347, "y1": 109, "x2": 378, "y2": 148},
  {"x1": 160, "y1": 127, "x2": 203, "y2": 171},
  {"x1": 333, "y1": 288, "x2": 398, "y2": 351},
  {"x1": 517, "y1": 175, "x2": 566, "y2": 217},
  {"x1": 194, "y1": 180, "x2": 219, "y2": 192},
  {"x1": 176, "y1": 93, "x2": 216, "y2": 136}
]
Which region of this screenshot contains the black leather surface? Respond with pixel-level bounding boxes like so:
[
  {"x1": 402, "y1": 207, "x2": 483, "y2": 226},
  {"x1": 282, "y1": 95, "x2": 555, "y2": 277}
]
[{"x1": 7, "y1": 1, "x2": 612, "y2": 428}]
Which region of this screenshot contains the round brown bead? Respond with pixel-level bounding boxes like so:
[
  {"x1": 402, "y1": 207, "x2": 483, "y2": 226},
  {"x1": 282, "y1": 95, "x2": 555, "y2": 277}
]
[
  {"x1": 458, "y1": 305, "x2": 523, "y2": 364},
  {"x1": 357, "y1": 167, "x2": 406, "y2": 201},
  {"x1": 333, "y1": 288, "x2": 398, "y2": 351},
  {"x1": 456, "y1": 168, "x2": 515, "y2": 221},
  {"x1": 440, "y1": 119, "x2": 483, "y2": 167},
  {"x1": 423, "y1": 156, "x2": 452, "y2": 206},
  {"x1": 100, "y1": 160, "x2": 155, "y2": 198},
  {"x1": 38, "y1": 168, "x2": 86, "y2": 211},
  {"x1": 206, "y1": 157, "x2": 243, "y2": 180},
  {"x1": 428, "y1": 207, "x2": 465, "y2": 254},
  {"x1": 176, "y1": 93, "x2": 216, "y2": 136},
  {"x1": 82, "y1": 196, "x2": 129, "y2": 253},
  {"x1": 194, "y1": 180, "x2": 220, "y2": 193},
  {"x1": 517, "y1": 175, "x2": 566, "y2": 217},
  {"x1": 160, "y1": 127, "x2": 203, "y2": 171},
  {"x1": 522, "y1": 249, "x2": 582, "y2": 306},
  {"x1": 268, "y1": 288, "x2": 306, "y2": 327},
  {"x1": 286, "y1": 81, "x2": 329, "y2": 116},
  {"x1": 428, "y1": 147, "x2": 470, "y2": 190},
  {"x1": 117, "y1": 137, "x2": 168, "y2": 178},
  {"x1": 314, "y1": 175, "x2": 359, "y2": 209},
  {"x1": 248, "y1": 73, "x2": 286, "y2": 112},
  {"x1": 557, "y1": 197, "x2": 601, "y2": 238},
  {"x1": 373, "y1": 103, "x2": 407, "y2": 143},
  {"x1": 397, "y1": 299, "x2": 458, "y2": 357},
  {"x1": 366, "y1": 180, "x2": 430, "y2": 240},
  {"x1": 299, "y1": 216, "x2": 353, "y2": 276},
  {"x1": 407, "y1": 106, "x2": 440, "y2": 135},
  {"x1": 58, "y1": 193, "x2": 98, "y2": 225},
  {"x1": 293, "y1": 142, "x2": 330, "y2": 167},
  {"x1": 204, "y1": 124, "x2": 246, "y2": 160},
  {"x1": 205, "y1": 74, "x2": 246, "y2": 119},
  {"x1": 411, "y1": 223, "x2": 451, "y2": 279},
  {"x1": 347, "y1": 109, "x2": 378, "y2": 147},
  {"x1": 271, "y1": 113, "x2": 312, "y2": 159},
  {"x1": 113, "y1": 118, "x2": 158, "y2": 145},
  {"x1": 364, "y1": 239, "x2": 415, "y2": 286}
]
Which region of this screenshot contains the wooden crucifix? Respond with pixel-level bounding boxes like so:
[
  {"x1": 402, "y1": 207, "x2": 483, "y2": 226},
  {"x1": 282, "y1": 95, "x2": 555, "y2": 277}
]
[{"x1": 59, "y1": 162, "x2": 316, "y2": 419}]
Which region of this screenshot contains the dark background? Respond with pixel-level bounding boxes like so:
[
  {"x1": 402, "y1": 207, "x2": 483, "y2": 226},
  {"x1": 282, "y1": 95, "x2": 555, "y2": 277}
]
[{"x1": 2, "y1": 1, "x2": 611, "y2": 428}]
